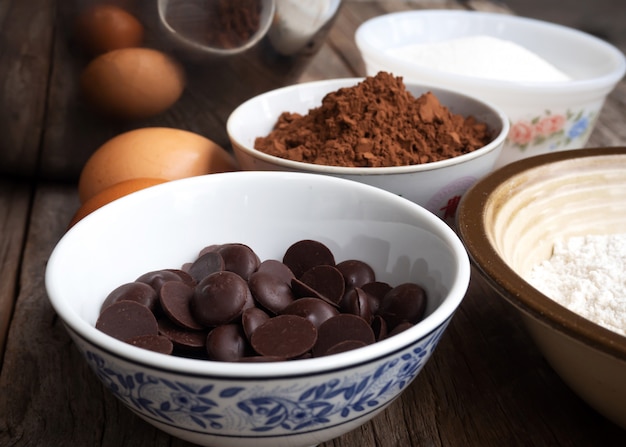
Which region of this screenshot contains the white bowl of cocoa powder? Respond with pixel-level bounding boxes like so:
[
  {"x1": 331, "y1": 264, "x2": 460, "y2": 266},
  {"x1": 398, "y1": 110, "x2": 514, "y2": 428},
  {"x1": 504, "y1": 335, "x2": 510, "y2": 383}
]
[{"x1": 226, "y1": 72, "x2": 509, "y2": 225}]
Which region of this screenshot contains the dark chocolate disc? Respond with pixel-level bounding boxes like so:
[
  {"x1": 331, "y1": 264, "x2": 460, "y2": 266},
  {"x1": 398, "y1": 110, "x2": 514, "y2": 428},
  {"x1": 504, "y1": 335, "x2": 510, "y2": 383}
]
[
  {"x1": 379, "y1": 282, "x2": 427, "y2": 329},
  {"x1": 101, "y1": 281, "x2": 158, "y2": 313},
  {"x1": 206, "y1": 324, "x2": 251, "y2": 362},
  {"x1": 387, "y1": 321, "x2": 414, "y2": 337},
  {"x1": 136, "y1": 269, "x2": 183, "y2": 293},
  {"x1": 159, "y1": 280, "x2": 204, "y2": 330},
  {"x1": 241, "y1": 307, "x2": 271, "y2": 340},
  {"x1": 167, "y1": 269, "x2": 196, "y2": 286},
  {"x1": 248, "y1": 270, "x2": 295, "y2": 314},
  {"x1": 250, "y1": 315, "x2": 317, "y2": 359},
  {"x1": 158, "y1": 317, "x2": 207, "y2": 351},
  {"x1": 298, "y1": 264, "x2": 345, "y2": 305},
  {"x1": 256, "y1": 259, "x2": 295, "y2": 284},
  {"x1": 281, "y1": 297, "x2": 339, "y2": 329},
  {"x1": 313, "y1": 314, "x2": 375, "y2": 357},
  {"x1": 340, "y1": 287, "x2": 373, "y2": 323},
  {"x1": 187, "y1": 251, "x2": 225, "y2": 283},
  {"x1": 324, "y1": 339, "x2": 367, "y2": 356},
  {"x1": 96, "y1": 300, "x2": 158, "y2": 342},
  {"x1": 371, "y1": 315, "x2": 388, "y2": 341},
  {"x1": 218, "y1": 243, "x2": 260, "y2": 281},
  {"x1": 126, "y1": 334, "x2": 174, "y2": 355},
  {"x1": 361, "y1": 281, "x2": 392, "y2": 315},
  {"x1": 282, "y1": 239, "x2": 335, "y2": 278},
  {"x1": 191, "y1": 271, "x2": 249, "y2": 327},
  {"x1": 237, "y1": 355, "x2": 287, "y2": 362},
  {"x1": 336, "y1": 259, "x2": 376, "y2": 289}
]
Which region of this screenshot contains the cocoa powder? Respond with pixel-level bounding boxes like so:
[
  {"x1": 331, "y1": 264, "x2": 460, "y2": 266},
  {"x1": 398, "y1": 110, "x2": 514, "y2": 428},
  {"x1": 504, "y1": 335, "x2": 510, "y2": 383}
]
[
  {"x1": 254, "y1": 72, "x2": 492, "y2": 167},
  {"x1": 206, "y1": 0, "x2": 261, "y2": 49}
]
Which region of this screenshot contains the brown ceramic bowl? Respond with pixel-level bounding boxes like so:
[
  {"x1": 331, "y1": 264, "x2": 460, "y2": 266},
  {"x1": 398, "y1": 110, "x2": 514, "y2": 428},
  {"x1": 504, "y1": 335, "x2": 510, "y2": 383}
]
[{"x1": 456, "y1": 147, "x2": 626, "y2": 429}]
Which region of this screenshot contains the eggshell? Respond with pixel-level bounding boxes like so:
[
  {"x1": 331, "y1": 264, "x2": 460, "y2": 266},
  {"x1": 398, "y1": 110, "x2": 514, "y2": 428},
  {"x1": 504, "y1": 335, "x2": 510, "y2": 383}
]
[
  {"x1": 69, "y1": 178, "x2": 168, "y2": 229},
  {"x1": 75, "y1": 4, "x2": 144, "y2": 55},
  {"x1": 80, "y1": 48, "x2": 185, "y2": 120},
  {"x1": 78, "y1": 127, "x2": 239, "y2": 203}
]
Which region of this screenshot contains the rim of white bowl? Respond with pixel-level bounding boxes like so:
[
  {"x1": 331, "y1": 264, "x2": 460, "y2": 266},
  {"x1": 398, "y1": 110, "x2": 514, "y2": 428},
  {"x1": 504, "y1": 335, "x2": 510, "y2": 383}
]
[
  {"x1": 226, "y1": 78, "x2": 510, "y2": 174},
  {"x1": 355, "y1": 10, "x2": 626, "y2": 95},
  {"x1": 46, "y1": 171, "x2": 471, "y2": 379}
]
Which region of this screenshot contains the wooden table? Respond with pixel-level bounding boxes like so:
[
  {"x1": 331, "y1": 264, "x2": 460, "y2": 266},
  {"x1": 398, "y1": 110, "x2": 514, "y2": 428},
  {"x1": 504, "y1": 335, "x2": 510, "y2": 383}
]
[{"x1": 1, "y1": 1, "x2": 625, "y2": 446}]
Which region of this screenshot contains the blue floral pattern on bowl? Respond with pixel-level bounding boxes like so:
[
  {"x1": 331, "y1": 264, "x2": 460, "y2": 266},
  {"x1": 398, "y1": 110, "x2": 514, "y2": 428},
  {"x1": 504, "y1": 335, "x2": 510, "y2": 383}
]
[{"x1": 74, "y1": 322, "x2": 448, "y2": 437}]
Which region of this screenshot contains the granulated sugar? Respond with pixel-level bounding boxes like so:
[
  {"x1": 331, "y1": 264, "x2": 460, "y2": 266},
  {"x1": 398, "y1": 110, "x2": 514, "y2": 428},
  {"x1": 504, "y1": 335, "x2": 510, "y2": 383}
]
[
  {"x1": 388, "y1": 35, "x2": 571, "y2": 83},
  {"x1": 526, "y1": 233, "x2": 626, "y2": 336}
]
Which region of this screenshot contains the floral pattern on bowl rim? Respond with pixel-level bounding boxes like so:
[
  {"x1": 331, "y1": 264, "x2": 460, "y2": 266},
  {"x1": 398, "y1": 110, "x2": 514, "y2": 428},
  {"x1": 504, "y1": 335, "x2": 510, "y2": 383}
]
[
  {"x1": 508, "y1": 108, "x2": 598, "y2": 152},
  {"x1": 68, "y1": 321, "x2": 449, "y2": 438}
]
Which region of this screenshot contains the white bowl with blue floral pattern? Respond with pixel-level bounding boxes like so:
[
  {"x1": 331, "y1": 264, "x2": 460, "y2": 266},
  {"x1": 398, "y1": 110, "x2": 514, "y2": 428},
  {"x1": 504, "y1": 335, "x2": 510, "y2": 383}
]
[
  {"x1": 356, "y1": 10, "x2": 626, "y2": 168},
  {"x1": 45, "y1": 171, "x2": 470, "y2": 447}
]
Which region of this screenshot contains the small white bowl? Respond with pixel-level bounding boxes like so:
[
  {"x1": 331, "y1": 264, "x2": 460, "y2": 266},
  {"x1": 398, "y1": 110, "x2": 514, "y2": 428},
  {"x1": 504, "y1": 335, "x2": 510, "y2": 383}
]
[
  {"x1": 226, "y1": 77, "x2": 508, "y2": 224},
  {"x1": 457, "y1": 147, "x2": 626, "y2": 429},
  {"x1": 355, "y1": 10, "x2": 626, "y2": 168},
  {"x1": 46, "y1": 171, "x2": 471, "y2": 447}
]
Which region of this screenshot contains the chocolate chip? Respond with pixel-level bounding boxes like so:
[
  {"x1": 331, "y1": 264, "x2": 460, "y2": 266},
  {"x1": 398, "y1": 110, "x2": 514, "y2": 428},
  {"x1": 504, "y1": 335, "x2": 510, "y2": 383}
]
[
  {"x1": 340, "y1": 287, "x2": 373, "y2": 323},
  {"x1": 281, "y1": 297, "x2": 339, "y2": 329},
  {"x1": 387, "y1": 321, "x2": 414, "y2": 337},
  {"x1": 126, "y1": 334, "x2": 174, "y2": 355},
  {"x1": 241, "y1": 306, "x2": 271, "y2": 340},
  {"x1": 192, "y1": 271, "x2": 249, "y2": 327},
  {"x1": 136, "y1": 269, "x2": 183, "y2": 293},
  {"x1": 158, "y1": 317, "x2": 207, "y2": 351},
  {"x1": 159, "y1": 280, "x2": 204, "y2": 330},
  {"x1": 298, "y1": 265, "x2": 345, "y2": 306},
  {"x1": 324, "y1": 339, "x2": 367, "y2": 356},
  {"x1": 237, "y1": 355, "x2": 287, "y2": 362},
  {"x1": 187, "y1": 251, "x2": 225, "y2": 283},
  {"x1": 256, "y1": 259, "x2": 295, "y2": 284},
  {"x1": 218, "y1": 243, "x2": 260, "y2": 281},
  {"x1": 167, "y1": 268, "x2": 196, "y2": 286},
  {"x1": 336, "y1": 259, "x2": 376, "y2": 290},
  {"x1": 248, "y1": 270, "x2": 295, "y2": 314},
  {"x1": 206, "y1": 324, "x2": 251, "y2": 361},
  {"x1": 361, "y1": 281, "x2": 392, "y2": 315},
  {"x1": 371, "y1": 315, "x2": 388, "y2": 341},
  {"x1": 313, "y1": 314, "x2": 375, "y2": 357},
  {"x1": 379, "y1": 283, "x2": 427, "y2": 329},
  {"x1": 96, "y1": 300, "x2": 158, "y2": 341},
  {"x1": 250, "y1": 315, "x2": 317, "y2": 359},
  {"x1": 100, "y1": 281, "x2": 158, "y2": 313},
  {"x1": 282, "y1": 239, "x2": 335, "y2": 278}
]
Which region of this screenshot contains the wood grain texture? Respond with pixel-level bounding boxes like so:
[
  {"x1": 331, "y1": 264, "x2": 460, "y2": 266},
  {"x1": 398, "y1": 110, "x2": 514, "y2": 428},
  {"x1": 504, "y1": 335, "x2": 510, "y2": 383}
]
[
  {"x1": 0, "y1": 0, "x2": 55, "y2": 178},
  {"x1": 0, "y1": 1, "x2": 625, "y2": 446},
  {"x1": 0, "y1": 181, "x2": 31, "y2": 360}
]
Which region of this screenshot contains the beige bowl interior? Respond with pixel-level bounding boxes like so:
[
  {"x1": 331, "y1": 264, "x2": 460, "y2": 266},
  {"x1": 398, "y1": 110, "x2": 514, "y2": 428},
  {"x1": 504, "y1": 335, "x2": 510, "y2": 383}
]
[
  {"x1": 457, "y1": 147, "x2": 626, "y2": 429},
  {"x1": 487, "y1": 152, "x2": 626, "y2": 277}
]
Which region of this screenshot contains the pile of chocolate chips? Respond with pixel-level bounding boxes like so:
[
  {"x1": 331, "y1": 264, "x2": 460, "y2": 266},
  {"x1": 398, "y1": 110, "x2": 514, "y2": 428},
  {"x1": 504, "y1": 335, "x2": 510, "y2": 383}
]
[{"x1": 95, "y1": 240, "x2": 428, "y2": 362}]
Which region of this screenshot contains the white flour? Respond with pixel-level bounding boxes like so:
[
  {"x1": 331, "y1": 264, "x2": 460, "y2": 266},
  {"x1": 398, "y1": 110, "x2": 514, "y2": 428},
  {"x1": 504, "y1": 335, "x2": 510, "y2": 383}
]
[
  {"x1": 526, "y1": 233, "x2": 626, "y2": 336},
  {"x1": 387, "y1": 35, "x2": 571, "y2": 82}
]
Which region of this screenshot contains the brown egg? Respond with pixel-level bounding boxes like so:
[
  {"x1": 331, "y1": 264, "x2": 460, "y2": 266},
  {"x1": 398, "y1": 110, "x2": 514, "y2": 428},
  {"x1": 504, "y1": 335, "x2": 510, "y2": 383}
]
[
  {"x1": 80, "y1": 48, "x2": 185, "y2": 120},
  {"x1": 75, "y1": 4, "x2": 144, "y2": 55},
  {"x1": 78, "y1": 127, "x2": 239, "y2": 203}
]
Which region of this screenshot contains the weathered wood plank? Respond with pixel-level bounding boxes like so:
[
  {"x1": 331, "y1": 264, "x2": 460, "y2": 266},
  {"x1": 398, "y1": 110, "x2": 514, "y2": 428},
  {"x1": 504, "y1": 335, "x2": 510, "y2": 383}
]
[
  {"x1": 0, "y1": 181, "x2": 31, "y2": 362},
  {"x1": 0, "y1": 0, "x2": 56, "y2": 179},
  {"x1": 1, "y1": 1, "x2": 626, "y2": 446}
]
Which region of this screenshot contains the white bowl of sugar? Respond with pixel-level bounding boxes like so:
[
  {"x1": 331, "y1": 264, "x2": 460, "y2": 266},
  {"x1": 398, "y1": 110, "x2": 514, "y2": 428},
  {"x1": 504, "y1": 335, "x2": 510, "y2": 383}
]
[
  {"x1": 355, "y1": 10, "x2": 626, "y2": 168},
  {"x1": 457, "y1": 147, "x2": 626, "y2": 430}
]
